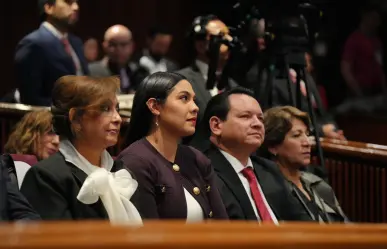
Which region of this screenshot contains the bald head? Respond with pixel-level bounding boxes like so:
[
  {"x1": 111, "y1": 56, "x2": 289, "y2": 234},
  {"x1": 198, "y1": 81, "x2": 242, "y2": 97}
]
[
  {"x1": 104, "y1": 25, "x2": 132, "y2": 41},
  {"x1": 103, "y1": 25, "x2": 134, "y2": 66}
]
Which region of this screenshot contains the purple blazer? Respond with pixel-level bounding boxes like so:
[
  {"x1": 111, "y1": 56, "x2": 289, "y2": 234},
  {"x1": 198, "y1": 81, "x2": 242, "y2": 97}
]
[{"x1": 117, "y1": 138, "x2": 228, "y2": 220}]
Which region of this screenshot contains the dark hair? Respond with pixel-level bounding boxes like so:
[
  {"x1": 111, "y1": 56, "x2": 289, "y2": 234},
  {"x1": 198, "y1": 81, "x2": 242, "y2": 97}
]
[
  {"x1": 199, "y1": 87, "x2": 255, "y2": 139},
  {"x1": 259, "y1": 106, "x2": 310, "y2": 159},
  {"x1": 38, "y1": 0, "x2": 56, "y2": 22},
  {"x1": 147, "y1": 26, "x2": 172, "y2": 39},
  {"x1": 51, "y1": 75, "x2": 120, "y2": 140},
  {"x1": 125, "y1": 72, "x2": 186, "y2": 146}
]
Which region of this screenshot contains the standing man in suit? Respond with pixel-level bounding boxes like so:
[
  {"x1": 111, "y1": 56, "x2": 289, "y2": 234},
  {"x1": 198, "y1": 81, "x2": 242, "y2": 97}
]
[
  {"x1": 89, "y1": 25, "x2": 149, "y2": 93},
  {"x1": 197, "y1": 87, "x2": 311, "y2": 221},
  {"x1": 177, "y1": 15, "x2": 238, "y2": 122},
  {"x1": 14, "y1": 0, "x2": 89, "y2": 106},
  {"x1": 0, "y1": 154, "x2": 40, "y2": 221},
  {"x1": 139, "y1": 27, "x2": 178, "y2": 74}
]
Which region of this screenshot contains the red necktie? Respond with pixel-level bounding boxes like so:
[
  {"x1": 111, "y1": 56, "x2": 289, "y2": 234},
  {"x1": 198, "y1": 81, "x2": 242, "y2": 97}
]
[
  {"x1": 241, "y1": 167, "x2": 274, "y2": 222},
  {"x1": 61, "y1": 38, "x2": 72, "y2": 56},
  {"x1": 61, "y1": 38, "x2": 80, "y2": 72}
]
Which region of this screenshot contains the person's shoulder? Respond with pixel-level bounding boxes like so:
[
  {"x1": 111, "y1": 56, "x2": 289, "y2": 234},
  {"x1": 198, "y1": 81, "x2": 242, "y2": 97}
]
[
  {"x1": 31, "y1": 153, "x2": 68, "y2": 177},
  {"x1": 88, "y1": 60, "x2": 106, "y2": 73},
  {"x1": 118, "y1": 140, "x2": 154, "y2": 169},
  {"x1": 252, "y1": 155, "x2": 282, "y2": 173},
  {"x1": 180, "y1": 145, "x2": 211, "y2": 166},
  {"x1": 176, "y1": 65, "x2": 195, "y2": 76}
]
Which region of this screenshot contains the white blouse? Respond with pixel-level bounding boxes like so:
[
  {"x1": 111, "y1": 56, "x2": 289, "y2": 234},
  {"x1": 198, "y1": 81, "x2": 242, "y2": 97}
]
[
  {"x1": 184, "y1": 188, "x2": 204, "y2": 223},
  {"x1": 59, "y1": 140, "x2": 143, "y2": 226}
]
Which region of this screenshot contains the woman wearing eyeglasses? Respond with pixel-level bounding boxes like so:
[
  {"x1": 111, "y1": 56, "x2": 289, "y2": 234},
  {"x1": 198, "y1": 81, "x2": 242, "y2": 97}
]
[{"x1": 20, "y1": 76, "x2": 142, "y2": 225}]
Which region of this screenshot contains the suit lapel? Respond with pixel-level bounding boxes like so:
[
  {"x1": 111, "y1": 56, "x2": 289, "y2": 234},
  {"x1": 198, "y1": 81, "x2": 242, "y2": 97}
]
[
  {"x1": 189, "y1": 64, "x2": 212, "y2": 106},
  {"x1": 40, "y1": 26, "x2": 75, "y2": 73},
  {"x1": 207, "y1": 147, "x2": 257, "y2": 220}
]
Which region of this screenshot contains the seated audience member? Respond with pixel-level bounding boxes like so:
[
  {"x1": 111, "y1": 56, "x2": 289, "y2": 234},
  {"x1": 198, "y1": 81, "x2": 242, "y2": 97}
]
[
  {"x1": 21, "y1": 76, "x2": 142, "y2": 225},
  {"x1": 89, "y1": 25, "x2": 148, "y2": 93},
  {"x1": 178, "y1": 15, "x2": 238, "y2": 121},
  {"x1": 84, "y1": 37, "x2": 99, "y2": 63},
  {"x1": 0, "y1": 154, "x2": 40, "y2": 221},
  {"x1": 5, "y1": 110, "x2": 59, "y2": 161},
  {"x1": 261, "y1": 106, "x2": 348, "y2": 223},
  {"x1": 118, "y1": 72, "x2": 228, "y2": 221},
  {"x1": 198, "y1": 87, "x2": 311, "y2": 222},
  {"x1": 139, "y1": 27, "x2": 178, "y2": 74}
]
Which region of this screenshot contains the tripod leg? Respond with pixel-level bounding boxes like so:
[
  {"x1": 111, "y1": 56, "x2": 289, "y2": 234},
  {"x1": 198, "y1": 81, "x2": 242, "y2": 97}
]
[{"x1": 301, "y1": 68, "x2": 326, "y2": 169}]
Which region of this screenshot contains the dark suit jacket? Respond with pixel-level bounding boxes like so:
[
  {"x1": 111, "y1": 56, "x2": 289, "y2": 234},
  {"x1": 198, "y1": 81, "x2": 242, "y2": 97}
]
[
  {"x1": 14, "y1": 24, "x2": 89, "y2": 106},
  {"x1": 20, "y1": 153, "x2": 125, "y2": 220},
  {"x1": 117, "y1": 138, "x2": 228, "y2": 220},
  {"x1": 205, "y1": 146, "x2": 312, "y2": 221},
  {"x1": 0, "y1": 154, "x2": 40, "y2": 221},
  {"x1": 88, "y1": 58, "x2": 149, "y2": 93}
]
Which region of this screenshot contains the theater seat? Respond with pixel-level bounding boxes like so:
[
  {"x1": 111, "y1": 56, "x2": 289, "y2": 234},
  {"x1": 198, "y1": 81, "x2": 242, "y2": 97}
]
[{"x1": 10, "y1": 154, "x2": 38, "y2": 189}]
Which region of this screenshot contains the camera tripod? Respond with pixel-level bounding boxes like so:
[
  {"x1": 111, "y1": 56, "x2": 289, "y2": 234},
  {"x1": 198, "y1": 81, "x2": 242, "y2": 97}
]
[{"x1": 256, "y1": 48, "x2": 326, "y2": 169}]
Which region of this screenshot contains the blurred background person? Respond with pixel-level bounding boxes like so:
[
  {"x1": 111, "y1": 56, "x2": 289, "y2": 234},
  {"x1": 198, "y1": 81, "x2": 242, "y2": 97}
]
[
  {"x1": 5, "y1": 110, "x2": 59, "y2": 161},
  {"x1": 341, "y1": 5, "x2": 385, "y2": 98},
  {"x1": 89, "y1": 25, "x2": 148, "y2": 93},
  {"x1": 83, "y1": 37, "x2": 99, "y2": 63},
  {"x1": 21, "y1": 76, "x2": 141, "y2": 224},
  {"x1": 260, "y1": 106, "x2": 348, "y2": 223},
  {"x1": 139, "y1": 27, "x2": 178, "y2": 74},
  {"x1": 178, "y1": 15, "x2": 238, "y2": 122},
  {"x1": 14, "y1": 0, "x2": 89, "y2": 106}
]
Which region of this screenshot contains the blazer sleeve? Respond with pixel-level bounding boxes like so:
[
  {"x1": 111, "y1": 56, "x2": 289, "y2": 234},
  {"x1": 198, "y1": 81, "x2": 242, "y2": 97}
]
[
  {"x1": 20, "y1": 166, "x2": 73, "y2": 220},
  {"x1": 193, "y1": 150, "x2": 229, "y2": 219},
  {"x1": 3, "y1": 164, "x2": 40, "y2": 221},
  {"x1": 14, "y1": 39, "x2": 49, "y2": 106},
  {"x1": 119, "y1": 153, "x2": 159, "y2": 219}
]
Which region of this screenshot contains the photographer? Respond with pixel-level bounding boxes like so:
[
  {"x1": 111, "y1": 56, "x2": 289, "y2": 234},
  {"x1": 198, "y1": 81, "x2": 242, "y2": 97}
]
[{"x1": 177, "y1": 15, "x2": 239, "y2": 121}]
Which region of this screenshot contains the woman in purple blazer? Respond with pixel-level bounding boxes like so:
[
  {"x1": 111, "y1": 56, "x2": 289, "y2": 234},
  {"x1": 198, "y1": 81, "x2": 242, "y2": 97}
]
[{"x1": 118, "y1": 72, "x2": 228, "y2": 222}]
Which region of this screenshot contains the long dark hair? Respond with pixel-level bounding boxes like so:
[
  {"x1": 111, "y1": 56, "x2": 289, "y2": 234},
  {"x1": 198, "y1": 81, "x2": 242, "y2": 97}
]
[{"x1": 125, "y1": 72, "x2": 186, "y2": 146}]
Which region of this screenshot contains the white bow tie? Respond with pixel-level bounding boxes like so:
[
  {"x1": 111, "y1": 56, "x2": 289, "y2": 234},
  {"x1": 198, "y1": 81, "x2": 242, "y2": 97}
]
[{"x1": 77, "y1": 168, "x2": 143, "y2": 226}]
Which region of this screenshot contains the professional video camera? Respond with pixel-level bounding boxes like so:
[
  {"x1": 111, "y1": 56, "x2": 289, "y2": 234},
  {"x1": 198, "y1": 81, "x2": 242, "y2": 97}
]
[{"x1": 225, "y1": 0, "x2": 328, "y2": 168}]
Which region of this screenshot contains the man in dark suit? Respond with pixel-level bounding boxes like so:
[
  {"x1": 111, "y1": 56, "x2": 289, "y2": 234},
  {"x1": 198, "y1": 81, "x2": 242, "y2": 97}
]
[
  {"x1": 14, "y1": 0, "x2": 89, "y2": 106},
  {"x1": 196, "y1": 87, "x2": 311, "y2": 221},
  {"x1": 89, "y1": 25, "x2": 148, "y2": 93},
  {"x1": 0, "y1": 154, "x2": 40, "y2": 221},
  {"x1": 177, "y1": 15, "x2": 238, "y2": 122},
  {"x1": 138, "y1": 26, "x2": 178, "y2": 74}
]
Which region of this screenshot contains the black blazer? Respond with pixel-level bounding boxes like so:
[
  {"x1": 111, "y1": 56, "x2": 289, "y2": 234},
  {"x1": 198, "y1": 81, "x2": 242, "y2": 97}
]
[
  {"x1": 20, "y1": 153, "x2": 125, "y2": 220},
  {"x1": 0, "y1": 154, "x2": 40, "y2": 221},
  {"x1": 117, "y1": 138, "x2": 228, "y2": 220},
  {"x1": 205, "y1": 146, "x2": 312, "y2": 221},
  {"x1": 14, "y1": 24, "x2": 89, "y2": 106}
]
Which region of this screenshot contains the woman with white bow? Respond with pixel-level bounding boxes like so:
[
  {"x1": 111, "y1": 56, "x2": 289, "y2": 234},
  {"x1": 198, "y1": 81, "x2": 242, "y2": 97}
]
[{"x1": 21, "y1": 75, "x2": 142, "y2": 225}]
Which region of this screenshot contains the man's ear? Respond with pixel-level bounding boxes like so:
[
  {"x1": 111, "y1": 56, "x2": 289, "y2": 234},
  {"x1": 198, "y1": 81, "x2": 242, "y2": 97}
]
[
  {"x1": 209, "y1": 116, "x2": 223, "y2": 136},
  {"x1": 146, "y1": 98, "x2": 161, "y2": 116},
  {"x1": 44, "y1": 3, "x2": 54, "y2": 16}
]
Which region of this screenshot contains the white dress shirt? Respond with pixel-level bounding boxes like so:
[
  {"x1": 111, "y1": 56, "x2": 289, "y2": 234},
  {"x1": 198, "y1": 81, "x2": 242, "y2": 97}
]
[
  {"x1": 195, "y1": 59, "x2": 220, "y2": 96},
  {"x1": 139, "y1": 55, "x2": 168, "y2": 74},
  {"x1": 220, "y1": 150, "x2": 278, "y2": 224},
  {"x1": 43, "y1": 22, "x2": 83, "y2": 75}
]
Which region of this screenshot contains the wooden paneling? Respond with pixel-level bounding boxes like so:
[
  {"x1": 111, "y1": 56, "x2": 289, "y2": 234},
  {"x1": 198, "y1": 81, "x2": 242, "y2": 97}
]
[{"x1": 1, "y1": 221, "x2": 387, "y2": 249}]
